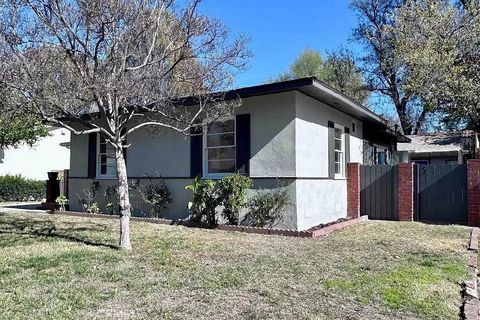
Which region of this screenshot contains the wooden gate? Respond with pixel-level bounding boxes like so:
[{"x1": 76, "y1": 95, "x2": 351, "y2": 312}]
[
  {"x1": 416, "y1": 164, "x2": 467, "y2": 223},
  {"x1": 360, "y1": 165, "x2": 398, "y2": 220}
]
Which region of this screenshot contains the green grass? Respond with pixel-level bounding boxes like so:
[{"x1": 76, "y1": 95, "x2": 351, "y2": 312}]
[{"x1": 0, "y1": 211, "x2": 471, "y2": 319}]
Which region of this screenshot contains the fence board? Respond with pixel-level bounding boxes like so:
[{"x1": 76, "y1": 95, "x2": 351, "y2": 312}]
[{"x1": 360, "y1": 165, "x2": 398, "y2": 220}]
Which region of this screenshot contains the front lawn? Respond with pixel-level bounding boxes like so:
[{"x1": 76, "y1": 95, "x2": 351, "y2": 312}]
[{"x1": 0, "y1": 211, "x2": 470, "y2": 319}]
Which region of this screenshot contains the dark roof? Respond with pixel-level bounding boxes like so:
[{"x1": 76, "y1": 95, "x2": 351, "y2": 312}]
[
  {"x1": 180, "y1": 77, "x2": 386, "y2": 125},
  {"x1": 179, "y1": 77, "x2": 409, "y2": 142},
  {"x1": 61, "y1": 76, "x2": 410, "y2": 143}
]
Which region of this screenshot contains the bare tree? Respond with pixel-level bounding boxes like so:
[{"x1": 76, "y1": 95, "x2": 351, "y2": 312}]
[{"x1": 0, "y1": 0, "x2": 250, "y2": 249}]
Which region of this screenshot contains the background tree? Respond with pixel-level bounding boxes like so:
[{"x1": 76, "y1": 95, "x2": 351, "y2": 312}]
[
  {"x1": 0, "y1": 111, "x2": 48, "y2": 148},
  {"x1": 0, "y1": 0, "x2": 250, "y2": 250},
  {"x1": 273, "y1": 48, "x2": 369, "y2": 104},
  {"x1": 322, "y1": 49, "x2": 370, "y2": 105},
  {"x1": 0, "y1": 91, "x2": 48, "y2": 148},
  {"x1": 351, "y1": 0, "x2": 430, "y2": 134},
  {"x1": 395, "y1": 0, "x2": 480, "y2": 130}
]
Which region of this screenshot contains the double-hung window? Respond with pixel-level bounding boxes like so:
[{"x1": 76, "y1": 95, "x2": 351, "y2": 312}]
[
  {"x1": 97, "y1": 135, "x2": 117, "y2": 178},
  {"x1": 203, "y1": 119, "x2": 236, "y2": 178},
  {"x1": 334, "y1": 126, "x2": 345, "y2": 178}
]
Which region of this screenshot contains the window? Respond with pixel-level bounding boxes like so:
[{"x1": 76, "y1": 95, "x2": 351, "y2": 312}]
[
  {"x1": 203, "y1": 119, "x2": 236, "y2": 177},
  {"x1": 97, "y1": 135, "x2": 117, "y2": 178},
  {"x1": 351, "y1": 121, "x2": 356, "y2": 134},
  {"x1": 374, "y1": 146, "x2": 389, "y2": 165},
  {"x1": 334, "y1": 126, "x2": 345, "y2": 178}
]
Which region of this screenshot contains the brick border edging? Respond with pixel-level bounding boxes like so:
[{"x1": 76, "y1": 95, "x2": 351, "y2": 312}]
[
  {"x1": 462, "y1": 227, "x2": 479, "y2": 320},
  {"x1": 49, "y1": 210, "x2": 368, "y2": 239}
]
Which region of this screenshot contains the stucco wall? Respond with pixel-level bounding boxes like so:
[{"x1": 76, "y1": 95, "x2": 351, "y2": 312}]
[
  {"x1": 239, "y1": 92, "x2": 296, "y2": 177},
  {"x1": 295, "y1": 179, "x2": 347, "y2": 230},
  {"x1": 294, "y1": 91, "x2": 363, "y2": 177},
  {"x1": 0, "y1": 127, "x2": 70, "y2": 180},
  {"x1": 69, "y1": 134, "x2": 89, "y2": 177},
  {"x1": 293, "y1": 91, "x2": 363, "y2": 229}
]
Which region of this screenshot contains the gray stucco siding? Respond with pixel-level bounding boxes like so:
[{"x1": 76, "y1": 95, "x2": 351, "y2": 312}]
[
  {"x1": 126, "y1": 128, "x2": 190, "y2": 177},
  {"x1": 295, "y1": 179, "x2": 347, "y2": 230},
  {"x1": 238, "y1": 91, "x2": 296, "y2": 177},
  {"x1": 294, "y1": 91, "x2": 364, "y2": 178},
  {"x1": 69, "y1": 134, "x2": 89, "y2": 177}
]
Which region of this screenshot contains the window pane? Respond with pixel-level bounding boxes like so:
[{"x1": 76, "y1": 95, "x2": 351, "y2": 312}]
[
  {"x1": 334, "y1": 128, "x2": 342, "y2": 139},
  {"x1": 101, "y1": 165, "x2": 107, "y2": 175},
  {"x1": 106, "y1": 155, "x2": 116, "y2": 166},
  {"x1": 100, "y1": 143, "x2": 106, "y2": 154},
  {"x1": 334, "y1": 163, "x2": 340, "y2": 174},
  {"x1": 100, "y1": 155, "x2": 107, "y2": 165},
  {"x1": 208, "y1": 160, "x2": 235, "y2": 173},
  {"x1": 207, "y1": 133, "x2": 235, "y2": 147},
  {"x1": 334, "y1": 139, "x2": 342, "y2": 151},
  {"x1": 106, "y1": 166, "x2": 116, "y2": 176},
  {"x1": 208, "y1": 147, "x2": 235, "y2": 160},
  {"x1": 208, "y1": 120, "x2": 234, "y2": 134},
  {"x1": 334, "y1": 151, "x2": 339, "y2": 162}
]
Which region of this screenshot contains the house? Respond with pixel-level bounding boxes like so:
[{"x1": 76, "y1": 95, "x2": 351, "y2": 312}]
[
  {"x1": 0, "y1": 126, "x2": 70, "y2": 180},
  {"x1": 68, "y1": 77, "x2": 409, "y2": 230},
  {"x1": 397, "y1": 131, "x2": 477, "y2": 165}
]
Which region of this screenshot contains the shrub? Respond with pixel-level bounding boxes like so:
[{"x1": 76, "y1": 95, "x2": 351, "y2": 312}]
[
  {"x1": 218, "y1": 175, "x2": 252, "y2": 225},
  {"x1": 0, "y1": 175, "x2": 46, "y2": 202},
  {"x1": 242, "y1": 187, "x2": 290, "y2": 228},
  {"x1": 76, "y1": 184, "x2": 98, "y2": 213},
  {"x1": 104, "y1": 185, "x2": 118, "y2": 215},
  {"x1": 186, "y1": 176, "x2": 219, "y2": 225},
  {"x1": 55, "y1": 195, "x2": 68, "y2": 211},
  {"x1": 138, "y1": 180, "x2": 173, "y2": 218}
]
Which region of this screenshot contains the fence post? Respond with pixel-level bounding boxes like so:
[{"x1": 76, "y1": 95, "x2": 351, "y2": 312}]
[
  {"x1": 347, "y1": 163, "x2": 361, "y2": 219},
  {"x1": 467, "y1": 159, "x2": 480, "y2": 226},
  {"x1": 398, "y1": 163, "x2": 414, "y2": 221}
]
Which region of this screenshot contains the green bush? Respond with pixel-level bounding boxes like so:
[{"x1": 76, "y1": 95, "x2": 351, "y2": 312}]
[
  {"x1": 242, "y1": 187, "x2": 290, "y2": 228},
  {"x1": 218, "y1": 175, "x2": 252, "y2": 225},
  {"x1": 186, "y1": 176, "x2": 219, "y2": 225},
  {"x1": 0, "y1": 175, "x2": 46, "y2": 202},
  {"x1": 138, "y1": 180, "x2": 173, "y2": 218}
]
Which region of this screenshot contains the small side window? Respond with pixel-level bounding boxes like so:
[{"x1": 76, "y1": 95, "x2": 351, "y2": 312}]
[{"x1": 351, "y1": 121, "x2": 356, "y2": 134}]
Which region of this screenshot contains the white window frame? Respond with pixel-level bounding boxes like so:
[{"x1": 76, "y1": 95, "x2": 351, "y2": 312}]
[
  {"x1": 96, "y1": 134, "x2": 117, "y2": 179},
  {"x1": 334, "y1": 125, "x2": 345, "y2": 179},
  {"x1": 202, "y1": 118, "x2": 236, "y2": 179}
]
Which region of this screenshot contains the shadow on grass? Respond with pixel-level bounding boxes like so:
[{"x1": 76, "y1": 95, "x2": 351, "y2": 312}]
[{"x1": 0, "y1": 214, "x2": 118, "y2": 249}]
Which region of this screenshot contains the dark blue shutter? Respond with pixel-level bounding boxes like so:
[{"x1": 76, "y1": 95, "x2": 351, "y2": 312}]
[
  {"x1": 190, "y1": 127, "x2": 203, "y2": 178},
  {"x1": 236, "y1": 114, "x2": 251, "y2": 176},
  {"x1": 87, "y1": 133, "x2": 97, "y2": 178},
  {"x1": 328, "y1": 121, "x2": 335, "y2": 178},
  {"x1": 344, "y1": 127, "x2": 351, "y2": 164}
]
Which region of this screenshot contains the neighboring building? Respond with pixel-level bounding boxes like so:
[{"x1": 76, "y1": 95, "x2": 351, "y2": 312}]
[
  {"x1": 0, "y1": 127, "x2": 70, "y2": 180},
  {"x1": 68, "y1": 77, "x2": 408, "y2": 230},
  {"x1": 397, "y1": 131, "x2": 477, "y2": 165}
]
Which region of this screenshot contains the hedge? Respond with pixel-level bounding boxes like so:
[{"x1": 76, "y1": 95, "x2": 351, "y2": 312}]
[{"x1": 0, "y1": 175, "x2": 46, "y2": 202}]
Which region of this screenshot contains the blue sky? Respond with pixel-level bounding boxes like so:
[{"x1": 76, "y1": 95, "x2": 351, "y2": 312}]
[{"x1": 199, "y1": 0, "x2": 362, "y2": 87}]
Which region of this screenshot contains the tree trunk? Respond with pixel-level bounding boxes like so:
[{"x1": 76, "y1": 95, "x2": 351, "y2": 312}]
[{"x1": 116, "y1": 145, "x2": 132, "y2": 250}]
